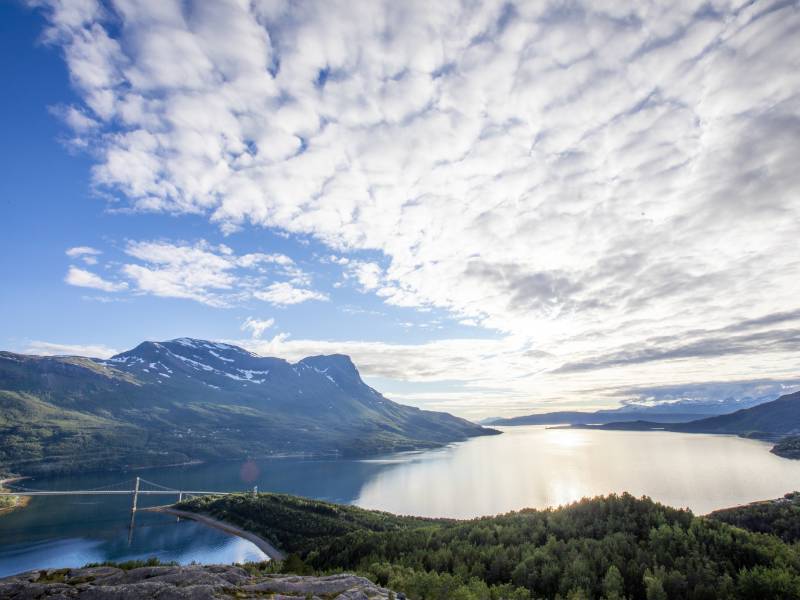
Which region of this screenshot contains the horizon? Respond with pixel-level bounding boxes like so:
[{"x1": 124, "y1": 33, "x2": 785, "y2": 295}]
[
  {"x1": 2, "y1": 0, "x2": 799, "y2": 421},
  {"x1": 6, "y1": 333, "x2": 796, "y2": 420}
]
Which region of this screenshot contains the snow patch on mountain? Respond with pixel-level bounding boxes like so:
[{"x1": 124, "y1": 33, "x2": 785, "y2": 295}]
[{"x1": 209, "y1": 350, "x2": 234, "y2": 362}]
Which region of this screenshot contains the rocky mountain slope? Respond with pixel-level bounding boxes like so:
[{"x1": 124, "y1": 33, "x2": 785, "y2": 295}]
[{"x1": 0, "y1": 338, "x2": 496, "y2": 475}]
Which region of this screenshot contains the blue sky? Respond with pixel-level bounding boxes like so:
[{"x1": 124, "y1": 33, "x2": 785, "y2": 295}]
[
  {"x1": 0, "y1": 1, "x2": 481, "y2": 346},
  {"x1": 1, "y1": 0, "x2": 799, "y2": 419}
]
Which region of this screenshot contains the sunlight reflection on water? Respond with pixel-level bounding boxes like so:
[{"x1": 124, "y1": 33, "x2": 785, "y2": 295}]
[
  {"x1": 354, "y1": 426, "x2": 800, "y2": 518},
  {"x1": 4, "y1": 426, "x2": 800, "y2": 575}
]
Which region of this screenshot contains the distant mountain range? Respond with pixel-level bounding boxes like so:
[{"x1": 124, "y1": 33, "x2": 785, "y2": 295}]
[
  {"x1": 571, "y1": 391, "x2": 800, "y2": 441},
  {"x1": 482, "y1": 395, "x2": 774, "y2": 427},
  {"x1": 0, "y1": 338, "x2": 496, "y2": 475}
]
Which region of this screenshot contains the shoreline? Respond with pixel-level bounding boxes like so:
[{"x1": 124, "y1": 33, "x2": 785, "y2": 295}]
[
  {"x1": 4, "y1": 435, "x2": 490, "y2": 480},
  {"x1": 131, "y1": 459, "x2": 205, "y2": 471},
  {"x1": 0, "y1": 477, "x2": 30, "y2": 515},
  {"x1": 143, "y1": 505, "x2": 286, "y2": 561}
]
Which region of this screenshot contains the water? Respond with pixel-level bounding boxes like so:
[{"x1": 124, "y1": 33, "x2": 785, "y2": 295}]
[{"x1": 3, "y1": 426, "x2": 800, "y2": 577}]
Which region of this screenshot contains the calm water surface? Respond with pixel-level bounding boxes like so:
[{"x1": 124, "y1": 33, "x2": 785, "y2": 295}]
[{"x1": 2, "y1": 426, "x2": 800, "y2": 576}]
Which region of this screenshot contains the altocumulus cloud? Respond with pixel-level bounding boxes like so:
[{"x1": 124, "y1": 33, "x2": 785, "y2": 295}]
[
  {"x1": 64, "y1": 239, "x2": 328, "y2": 308},
  {"x1": 39, "y1": 0, "x2": 800, "y2": 414}
]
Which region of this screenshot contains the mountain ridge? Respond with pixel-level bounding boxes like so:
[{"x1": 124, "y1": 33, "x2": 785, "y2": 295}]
[
  {"x1": 569, "y1": 390, "x2": 800, "y2": 442},
  {"x1": 0, "y1": 338, "x2": 497, "y2": 476},
  {"x1": 482, "y1": 394, "x2": 778, "y2": 427}
]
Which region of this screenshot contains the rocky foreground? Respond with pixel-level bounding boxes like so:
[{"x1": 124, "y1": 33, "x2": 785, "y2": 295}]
[{"x1": 0, "y1": 564, "x2": 400, "y2": 599}]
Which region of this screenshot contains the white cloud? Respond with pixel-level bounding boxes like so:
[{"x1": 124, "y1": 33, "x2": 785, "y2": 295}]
[
  {"x1": 66, "y1": 246, "x2": 101, "y2": 258},
  {"x1": 254, "y1": 282, "x2": 329, "y2": 306},
  {"x1": 65, "y1": 266, "x2": 127, "y2": 292},
  {"x1": 120, "y1": 240, "x2": 321, "y2": 307},
  {"x1": 24, "y1": 340, "x2": 119, "y2": 359},
  {"x1": 121, "y1": 240, "x2": 244, "y2": 306},
  {"x1": 241, "y1": 316, "x2": 275, "y2": 338},
  {"x1": 63, "y1": 239, "x2": 327, "y2": 308},
  {"x1": 348, "y1": 261, "x2": 384, "y2": 291},
  {"x1": 66, "y1": 245, "x2": 102, "y2": 265},
  {"x1": 38, "y1": 0, "x2": 800, "y2": 411}
]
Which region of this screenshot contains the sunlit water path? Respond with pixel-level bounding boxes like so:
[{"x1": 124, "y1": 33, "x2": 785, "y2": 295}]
[{"x1": 3, "y1": 426, "x2": 800, "y2": 576}]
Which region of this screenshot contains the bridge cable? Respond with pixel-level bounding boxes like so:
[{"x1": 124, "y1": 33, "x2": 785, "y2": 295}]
[{"x1": 137, "y1": 478, "x2": 179, "y2": 492}]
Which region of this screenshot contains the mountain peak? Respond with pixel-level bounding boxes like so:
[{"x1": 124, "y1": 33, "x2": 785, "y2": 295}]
[
  {"x1": 300, "y1": 353, "x2": 357, "y2": 369},
  {"x1": 100, "y1": 338, "x2": 370, "y2": 394},
  {"x1": 0, "y1": 340, "x2": 494, "y2": 475},
  {"x1": 164, "y1": 338, "x2": 256, "y2": 356}
]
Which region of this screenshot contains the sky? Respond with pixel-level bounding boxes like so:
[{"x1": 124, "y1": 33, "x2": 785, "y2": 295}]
[{"x1": 1, "y1": 0, "x2": 798, "y2": 420}]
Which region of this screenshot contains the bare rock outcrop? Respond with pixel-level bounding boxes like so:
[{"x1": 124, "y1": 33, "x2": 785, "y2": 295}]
[{"x1": 0, "y1": 565, "x2": 400, "y2": 599}]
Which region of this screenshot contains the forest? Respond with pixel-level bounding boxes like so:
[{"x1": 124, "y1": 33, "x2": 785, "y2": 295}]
[
  {"x1": 182, "y1": 491, "x2": 800, "y2": 600},
  {"x1": 709, "y1": 492, "x2": 800, "y2": 543}
]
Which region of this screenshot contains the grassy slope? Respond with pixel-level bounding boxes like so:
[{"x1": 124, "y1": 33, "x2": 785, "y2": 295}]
[
  {"x1": 0, "y1": 390, "x2": 145, "y2": 473},
  {"x1": 0, "y1": 350, "x2": 494, "y2": 475},
  {"x1": 181, "y1": 492, "x2": 441, "y2": 556},
  {"x1": 181, "y1": 492, "x2": 800, "y2": 600}
]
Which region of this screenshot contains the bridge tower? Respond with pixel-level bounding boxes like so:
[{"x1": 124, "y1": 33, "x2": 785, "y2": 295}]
[{"x1": 131, "y1": 476, "x2": 140, "y2": 513}]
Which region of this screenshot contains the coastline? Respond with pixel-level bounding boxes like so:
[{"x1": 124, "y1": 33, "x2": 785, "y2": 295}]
[
  {"x1": 143, "y1": 505, "x2": 286, "y2": 561},
  {"x1": 0, "y1": 477, "x2": 30, "y2": 515}
]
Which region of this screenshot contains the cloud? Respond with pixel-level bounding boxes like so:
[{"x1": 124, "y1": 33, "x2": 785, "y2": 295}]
[
  {"x1": 254, "y1": 282, "x2": 329, "y2": 306},
  {"x1": 230, "y1": 307, "x2": 800, "y2": 418},
  {"x1": 66, "y1": 245, "x2": 102, "y2": 265},
  {"x1": 65, "y1": 266, "x2": 127, "y2": 292},
  {"x1": 347, "y1": 261, "x2": 384, "y2": 291},
  {"x1": 66, "y1": 246, "x2": 101, "y2": 258},
  {"x1": 241, "y1": 316, "x2": 275, "y2": 338},
  {"x1": 24, "y1": 340, "x2": 119, "y2": 359},
  {"x1": 612, "y1": 379, "x2": 800, "y2": 409},
  {"x1": 63, "y1": 240, "x2": 327, "y2": 308},
  {"x1": 121, "y1": 240, "x2": 252, "y2": 306},
  {"x1": 37, "y1": 1, "x2": 800, "y2": 413},
  {"x1": 120, "y1": 240, "x2": 325, "y2": 307},
  {"x1": 555, "y1": 326, "x2": 800, "y2": 374}
]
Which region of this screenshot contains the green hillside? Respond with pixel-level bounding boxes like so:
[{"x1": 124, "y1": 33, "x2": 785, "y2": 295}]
[
  {"x1": 709, "y1": 492, "x2": 800, "y2": 543},
  {"x1": 181, "y1": 492, "x2": 800, "y2": 600},
  {"x1": 0, "y1": 340, "x2": 496, "y2": 475}
]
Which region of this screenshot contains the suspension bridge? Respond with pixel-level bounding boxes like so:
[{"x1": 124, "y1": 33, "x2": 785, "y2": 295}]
[
  {"x1": 0, "y1": 477, "x2": 282, "y2": 554},
  {"x1": 0, "y1": 477, "x2": 255, "y2": 513}
]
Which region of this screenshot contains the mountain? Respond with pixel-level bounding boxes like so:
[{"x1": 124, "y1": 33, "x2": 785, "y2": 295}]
[
  {"x1": 482, "y1": 393, "x2": 776, "y2": 427},
  {"x1": 0, "y1": 338, "x2": 497, "y2": 475},
  {"x1": 482, "y1": 409, "x2": 715, "y2": 427},
  {"x1": 672, "y1": 390, "x2": 800, "y2": 437},
  {"x1": 572, "y1": 391, "x2": 800, "y2": 440}
]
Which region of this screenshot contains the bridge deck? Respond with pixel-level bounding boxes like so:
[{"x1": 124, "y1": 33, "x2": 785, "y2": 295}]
[{"x1": 0, "y1": 490, "x2": 228, "y2": 496}]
